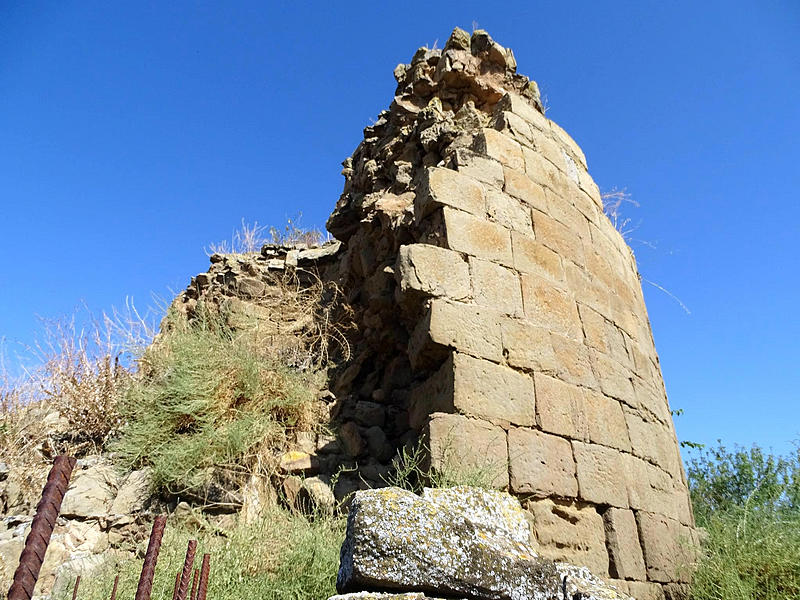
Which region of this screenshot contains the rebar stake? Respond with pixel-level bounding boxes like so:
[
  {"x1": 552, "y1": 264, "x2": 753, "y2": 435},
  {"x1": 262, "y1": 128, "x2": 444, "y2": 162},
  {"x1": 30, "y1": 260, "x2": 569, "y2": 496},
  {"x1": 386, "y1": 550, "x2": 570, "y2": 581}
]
[
  {"x1": 196, "y1": 553, "x2": 210, "y2": 600},
  {"x1": 109, "y1": 574, "x2": 119, "y2": 600},
  {"x1": 175, "y1": 540, "x2": 197, "y2": 600},
  {"x1": 134, "y1": 515, "x2": 167, "y2": 600},
  {"x1": 189, "y1": 568, "x2": 199, "y2": 600},
  {"x1": 7, "y1": 455, "x2": 77, "y2": 600}
]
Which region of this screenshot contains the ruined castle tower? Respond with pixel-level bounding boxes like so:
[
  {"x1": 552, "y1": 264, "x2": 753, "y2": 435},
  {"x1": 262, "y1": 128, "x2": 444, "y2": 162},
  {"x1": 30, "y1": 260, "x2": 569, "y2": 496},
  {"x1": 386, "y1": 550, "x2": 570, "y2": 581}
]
[
  {"x1": 178, "y1": 27, "x2": 696, "y2": 600},
  {"x1": 325, "y1": 28, "x2": 696, "y2": 600}
]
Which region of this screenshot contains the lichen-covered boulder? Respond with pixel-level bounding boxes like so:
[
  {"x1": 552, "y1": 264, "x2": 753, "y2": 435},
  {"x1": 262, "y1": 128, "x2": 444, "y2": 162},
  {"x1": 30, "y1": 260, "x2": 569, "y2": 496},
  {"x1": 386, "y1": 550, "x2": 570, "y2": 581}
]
[
  {"x1": 336, "y1": 487, "x2": 635, "y2": 600},
  {"x1": 329, "y1": 594, "x2": 456, "y2": 600}
]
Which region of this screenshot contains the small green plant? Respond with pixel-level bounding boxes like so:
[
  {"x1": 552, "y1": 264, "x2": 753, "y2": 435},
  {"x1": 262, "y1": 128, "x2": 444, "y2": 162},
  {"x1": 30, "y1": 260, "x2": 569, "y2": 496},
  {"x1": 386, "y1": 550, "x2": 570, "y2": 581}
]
[
  {"x1": 114, "y1": 304, "x2": 321, "y2": 497},
  {"x1": 383, "y1": 436, "x2": 502, "y2": 493}
]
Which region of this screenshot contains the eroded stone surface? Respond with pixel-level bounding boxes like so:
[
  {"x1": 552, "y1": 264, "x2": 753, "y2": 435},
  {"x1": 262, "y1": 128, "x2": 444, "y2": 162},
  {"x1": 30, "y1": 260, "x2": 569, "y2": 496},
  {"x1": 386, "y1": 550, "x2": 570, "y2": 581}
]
[{"x1": 336, "y1": 487, "x2": 634, "y2": 600}]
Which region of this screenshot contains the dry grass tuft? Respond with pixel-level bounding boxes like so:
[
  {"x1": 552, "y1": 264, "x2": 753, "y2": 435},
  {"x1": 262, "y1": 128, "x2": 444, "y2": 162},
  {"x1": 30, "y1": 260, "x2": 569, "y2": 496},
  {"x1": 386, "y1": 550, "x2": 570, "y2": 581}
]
[
  {"x1": 602, "y1": 187, "x2": 640, "y2": 240},
  {"x1": 206, "y1": 216, "x2": 328, "y2": 255}
]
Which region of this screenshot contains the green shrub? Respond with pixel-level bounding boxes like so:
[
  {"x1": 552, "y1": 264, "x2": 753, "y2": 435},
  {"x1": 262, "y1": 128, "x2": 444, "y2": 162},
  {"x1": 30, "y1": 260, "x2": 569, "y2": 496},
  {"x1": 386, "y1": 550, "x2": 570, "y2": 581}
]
[
  {"x1": 54, "y1": 506, "x2": 344, "y2": 600},
  {"x1": 114, "y1": 306, "x2": 320, "y2": 496},
  {"x1": 687, "y1": 442, "x2": 800, "y2": 600},
  {"x1": 687, "y1": 442, "x2": 800, "y2": 523}
]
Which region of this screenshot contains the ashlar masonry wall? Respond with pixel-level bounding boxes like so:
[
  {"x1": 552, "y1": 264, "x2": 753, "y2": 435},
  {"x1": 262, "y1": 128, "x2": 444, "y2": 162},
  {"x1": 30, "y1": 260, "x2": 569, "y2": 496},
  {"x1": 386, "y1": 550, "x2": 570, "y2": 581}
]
[
  {"x1": 324, "y1": 28, "x2": 696, "y2": 600},
  {"x1": 402, "y1": 110, "x2": 696, "y2": 596}
]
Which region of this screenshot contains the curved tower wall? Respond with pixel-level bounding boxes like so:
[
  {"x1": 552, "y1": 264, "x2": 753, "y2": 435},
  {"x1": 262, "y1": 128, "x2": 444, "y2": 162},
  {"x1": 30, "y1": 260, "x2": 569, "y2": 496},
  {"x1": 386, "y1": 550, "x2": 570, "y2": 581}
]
[{"x1": 324, "y1": 28, "x2": 696, "y2": 598}]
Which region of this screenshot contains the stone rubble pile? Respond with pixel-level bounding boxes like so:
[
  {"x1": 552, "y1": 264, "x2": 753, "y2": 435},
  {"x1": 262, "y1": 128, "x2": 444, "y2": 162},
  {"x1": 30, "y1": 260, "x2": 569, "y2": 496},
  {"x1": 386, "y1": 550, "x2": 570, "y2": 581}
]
[{"x1": 331, "y1": 486, "x2": 635, "y2": 600}]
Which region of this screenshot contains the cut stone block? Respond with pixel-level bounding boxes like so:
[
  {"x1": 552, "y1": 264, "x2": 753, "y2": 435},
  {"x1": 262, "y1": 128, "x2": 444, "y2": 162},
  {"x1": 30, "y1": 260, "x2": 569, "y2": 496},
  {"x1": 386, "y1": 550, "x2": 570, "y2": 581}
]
[
  {"x1": 583, "y1": 389, "x2": 631, "y2": 452},
  {"x1": 503, "y1": 166, "x2": 547, "y2": 211},
  {"x1": 425, "y1": 413, "x2": 509, "y2": 489},
  {"x1": 622, "y1": 453, "x2": 680, "y2": 519},
  {"x1": 397, "y1": 244, "x2": 470, "y2": 302},
  {"x1": 409, "y1": 352, "x2": 535, "y2": 428},
  {"x1": 572, "y1": 441, "x2": 628, "y2": 508},
  {"x1": 408, "y1": 298, "x2": 504, "y2": 368},
  {"x1": 441, "y1": 207, "x2": 513, "y2": 265},
  {"x1": 534, "y1": 373, "x2": 588, "y2": 440},
  {"x1": 591, "y1": 350, "x2": 636, "y2": 407},
  {"x1": 636, "y1": 511, "x2": 697, "y2": 583},
  {"x1": 452, "y1": 148, "x2": 505, "y2": 188},
  {"x1": 475, "y1": 128, "x2": 525, "y2": 171},
  {"x1": 523, "y1": 145, "x2": 561, "y2": 192},
  {"x1": 526, "y1": 498, "x2": 609, "y2": 576},
  {"x1": 531, "y1": 208, "x2": 586, "y2": 268},
  {"x1": 415, "y1": 166, "x2": 486, "y2": 220},
  {"x1": 500, "y1": 317, "x2": 557, "y2": 372},
  {"x1": 550, "y1": 333, "x2": 598, "y2": 389},
  {"x1": 509, "y1": 427, "x2": 578, "y2": 497},
  {"x1": 469, "y1": 257, "x2": 523, "y2": 316},
  {"x1": 623, "y1": 407, "x2": 681, "y2": 477},
  {"x1": 603, "y1": 507, "x2": 646, "y2": 581},
  {"x1": 511, "y1": 231, "x2": 564, "y2": 282},
  {"x1": 520, "y1": 273, "x2": 582, "y2": 340},
  {"x1": 485, "y1": 188, "x2": 533, "y2": 234}
]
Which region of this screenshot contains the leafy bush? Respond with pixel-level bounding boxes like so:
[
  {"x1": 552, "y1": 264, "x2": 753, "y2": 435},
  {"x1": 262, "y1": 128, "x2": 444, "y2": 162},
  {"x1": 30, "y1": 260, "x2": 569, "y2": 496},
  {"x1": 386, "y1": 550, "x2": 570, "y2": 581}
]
[
  {"x1": 114, "y1": 305, "x2": 321, "y2": 496},
  {"x1": 54, "y1": 506, "x2": 344, "y2": 600},
  {"x1": 687, "y1": 442, "x2": 800, "y2": 600},
  {"x1": 688, "y1": 442, "x2": 800, "y2": 522}
]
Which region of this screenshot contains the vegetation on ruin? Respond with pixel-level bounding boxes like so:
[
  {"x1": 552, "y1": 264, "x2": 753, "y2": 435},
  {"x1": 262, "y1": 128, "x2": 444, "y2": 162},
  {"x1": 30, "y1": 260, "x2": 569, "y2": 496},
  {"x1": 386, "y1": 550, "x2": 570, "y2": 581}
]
[
  {"x1": 51, "y1": 505, "x2": 344, "y2": 600},
  {"x1": 686, "y1": 443, "x2": 800, "y2": 600},
  {"x1": 114, "y1": 304, "x2": 322, "y2": 496}
]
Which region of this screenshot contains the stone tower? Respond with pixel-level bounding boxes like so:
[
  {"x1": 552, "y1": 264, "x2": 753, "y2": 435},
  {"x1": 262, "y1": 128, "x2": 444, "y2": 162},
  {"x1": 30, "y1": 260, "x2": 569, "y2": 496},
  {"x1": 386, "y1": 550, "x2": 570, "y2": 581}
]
[{"x1": 325, "y1": 28, "x2": 696, "y2": 600}]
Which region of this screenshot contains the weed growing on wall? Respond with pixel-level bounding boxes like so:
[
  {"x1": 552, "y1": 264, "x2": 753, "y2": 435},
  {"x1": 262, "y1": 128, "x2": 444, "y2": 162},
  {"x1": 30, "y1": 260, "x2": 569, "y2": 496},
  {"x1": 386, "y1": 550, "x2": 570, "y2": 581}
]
[
  {"x1": 114, "y1": 304, "x2": 322, "y2": 498},
  {"x1": 383, "y1": 437, "x2": 502, "y2": 493}
]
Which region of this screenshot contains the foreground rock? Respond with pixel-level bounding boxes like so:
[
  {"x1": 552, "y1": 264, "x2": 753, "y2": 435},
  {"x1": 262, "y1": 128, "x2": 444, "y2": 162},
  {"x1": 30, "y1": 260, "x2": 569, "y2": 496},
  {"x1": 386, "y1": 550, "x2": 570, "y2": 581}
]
[{"x1": 335, "y1": 487, "x2": 633, "y2": 600}]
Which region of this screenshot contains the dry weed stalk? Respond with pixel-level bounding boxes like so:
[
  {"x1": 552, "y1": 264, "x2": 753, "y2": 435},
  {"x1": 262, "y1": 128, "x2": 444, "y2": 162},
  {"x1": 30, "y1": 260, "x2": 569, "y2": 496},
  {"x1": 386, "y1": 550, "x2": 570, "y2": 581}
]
[
  {"x1": 601, "y1": 188, "x2": 640, "y2": 240},
  {"x1": 266, "y1": 268, "x2": 354, "y2": 369},
  {"x1": 206, "y1": 216, "x2": 327, "y2": 256},
  {"x1": 0, "y1": 302, "x2": 157, "y2": 478}
]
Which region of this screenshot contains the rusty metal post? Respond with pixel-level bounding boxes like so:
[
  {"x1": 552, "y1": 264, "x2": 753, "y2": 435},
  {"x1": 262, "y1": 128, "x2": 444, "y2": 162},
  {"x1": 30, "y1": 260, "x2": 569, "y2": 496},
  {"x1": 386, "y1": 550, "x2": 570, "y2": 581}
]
[
  {"x1": 70, "y1": 575, "x2": 81, "y2": 600},
  {"x1": 134, "y1": 515, "x2": 167, "y2": 600},
  {"x1": 175, "y1": 540, "x2": 197, "y2": 600},
  {"x1": 108, "y1": 574, "x2": 119, "y2": 600},
  {"x1": 195, "y1": 554, "x2": 210, "y2": 600},
  {"x1": 189, "y1": 568, "x2": 199, "y2": 600},
  {"x1": 171, "y1": 569, "x2": 181, "y2": 600},
  {"x1": 7, "y1": 455, "x2": 76, "y2": 600}
]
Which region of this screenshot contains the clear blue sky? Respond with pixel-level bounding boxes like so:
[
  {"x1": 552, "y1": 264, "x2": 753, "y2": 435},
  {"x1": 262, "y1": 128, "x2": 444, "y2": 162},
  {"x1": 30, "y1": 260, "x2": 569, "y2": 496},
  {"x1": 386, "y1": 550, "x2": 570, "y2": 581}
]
[{"x1": 2, "y1": 1, "x2": 798, "y2": 456}]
